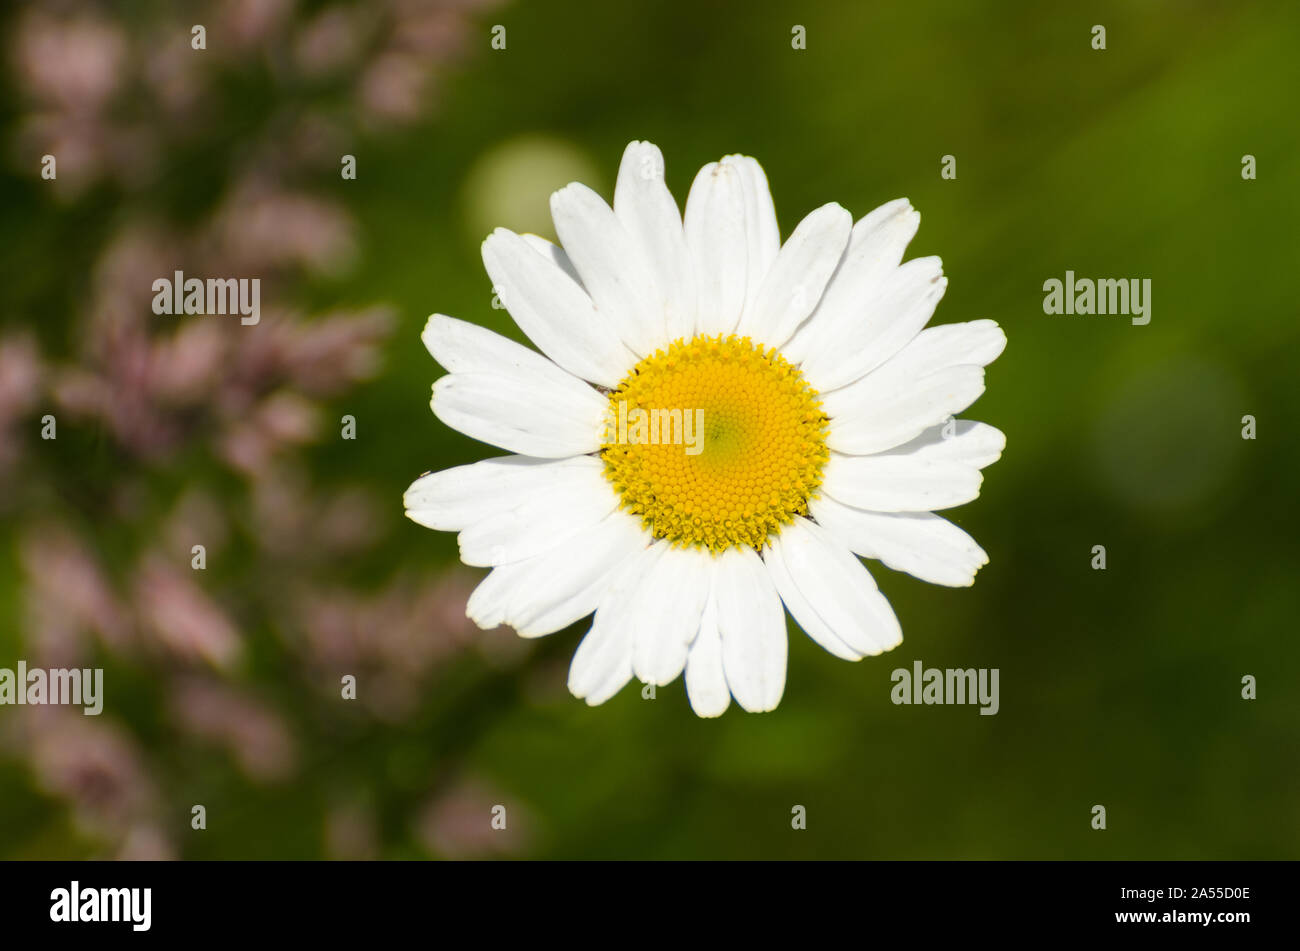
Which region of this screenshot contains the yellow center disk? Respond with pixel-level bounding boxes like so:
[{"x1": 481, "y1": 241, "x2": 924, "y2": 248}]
[{"x1": 600, "y1": 333, "x2": 829, "y2": 553}]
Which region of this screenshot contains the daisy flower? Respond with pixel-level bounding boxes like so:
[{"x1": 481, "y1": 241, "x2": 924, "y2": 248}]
[{"x1": 405, "y1": 141, "x2": 1005, "y2": 717}]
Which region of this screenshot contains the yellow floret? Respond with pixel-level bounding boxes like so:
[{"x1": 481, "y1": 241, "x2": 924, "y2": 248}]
[{"x1": 600, "y1": 333, "x2": 829, "y2": 553}]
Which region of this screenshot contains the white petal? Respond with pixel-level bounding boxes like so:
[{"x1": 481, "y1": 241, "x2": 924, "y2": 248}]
[
  {"x1": 457, "y1": 464, "x2": 619, "y2": 566},
  {"x1": 728, "y1": 155, "x2": 780, "y2": 321},
  {"x1": 550, "y1": 182, "x2": 664, "y2": 356},
  {"x1": 422, "y1": 313, "x2": 554, "y2": 376},
  {"x1": 613, "y1": 141, "x2": 697, "y2": 342},
  {"x1": 809, "y1": 495, "x2": 989, "y2": 587},
  {"x1": 762, "y1": 538, "x2": 862, "y2": 662},
  {"x1": 821, "y1": 452, "x2": 983, "y2": 512},
  {"x1": 482, "y1": 229, "x2": 634, "y2": 388},
  {"x1": 431, "y1": 370, "x2": 606, "y2": 458},
  {"x1": 799, "y1": 256, "x2": 947, "y2": 392},
  {"x1": 875, "y1": 419, "x2": 1006, "y2": 470},
  {"x1": 404, "y1": 455, "x2": 602, "y2": 531},
  {"x1": 568, "y1": 618, "x2": 634, "y2": 706},
  {"x1": 519, "y1": 233, "x2": 583, "y2": 286},
  {"x1": 467, "y1": 509, "x2": 647, "y2": 637},
  {"x1": 764, "y1": 517, "x2": 902, "y2": 658},
  {"x1": 630, "y1": 543, "x2": 712, "y2": 686},
  {"x1": 824, "y1": 365, "x2": 986, "y2": 455},
  {"x1": 900, "y1": 318, "x2": 1007, "y2": 370},
  {"x1": 684, "y1": 160, "x2": 749, "y2": 335},
  {"x1": 684, "y1": 591, "x2": 730, "y2": 717},
  {"x1": 738, "y1": 202, "x2": 851, "y2": 348},
  {"x1": 822, "y1": 318, "x2": 1004, "y2": 455},
  {"x1": 714, "y1": 546, "x2": 787, "y2": 713},
  {"x1": 782, "y1": 198, "x2": 920, "y2": 364},
  {"x1": 567, "y1": 552, "x2": 647, "y2": 706}
]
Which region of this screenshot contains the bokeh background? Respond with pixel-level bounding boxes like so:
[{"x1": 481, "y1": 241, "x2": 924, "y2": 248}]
[{"x1": 1, "y1": 0, "x2": 1297, "y2": 859}]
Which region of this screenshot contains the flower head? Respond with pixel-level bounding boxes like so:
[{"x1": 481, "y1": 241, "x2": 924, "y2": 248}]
[{"x1": 406, "y1": 141, "x2": 1005, "y2": 716}]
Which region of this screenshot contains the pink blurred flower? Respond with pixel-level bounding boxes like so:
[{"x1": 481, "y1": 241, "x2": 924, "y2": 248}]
[
  {"x1": 3, "y1": 0, "x2": 508, "y2": 861},
  {"x1": 290, "y1": 570, "x2": 516, "y2": 721},
  {"x1": 215, "y1": 0, "x2": 296, "y2": 50},
  {"x1": 294, "y1": 7, "x2": 366, "y2": 77},
  {"x1": 325, "y1": 801, "x2": 380, "y2": 860},
  {"x1": 116, "y1": 823, "x2": 176, "y2": 861},
  {"x1": 12, "y1": 12, "x2": 126, "y2": 110},
  {"x1": 21, "y1": 708, "x2": 164, "y2": 850},
  {"x1": 210, "y1": 183, "x2": 357, "y2": 274},
  {"x1": 20, "y1": 526, "x2": 133, "y2": 662},
  {"x1": 162, "y1": 490, "x2": 231, "y2": 563},
  {"x1": 0, "y1": 332, "x2": 43, "y2": 472},
  {"x1": 171, "y1": 678, "x2": 298, "y2": 783},
  {"x1": 134, "y1": 555, "x2": 242, "y2": 668},
  {"x1": 358, "y1": 52, "x2": 431, "y2": 127},
  {"x1": 218, "y1": 391, "x2": 322, "y2": 476},
  {"x1": 416, "y1": 777, "x2": 532, "y2": 859}
]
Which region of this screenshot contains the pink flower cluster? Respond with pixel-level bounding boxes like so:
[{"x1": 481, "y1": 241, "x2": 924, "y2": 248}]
[{"x1": 1, "y1": 0, "x2": 529, "y2": 860}]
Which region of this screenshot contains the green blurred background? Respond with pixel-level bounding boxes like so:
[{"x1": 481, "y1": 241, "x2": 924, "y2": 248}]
[{"x1": 1, "y1": 0, "x2": 1297, "y2": 859}]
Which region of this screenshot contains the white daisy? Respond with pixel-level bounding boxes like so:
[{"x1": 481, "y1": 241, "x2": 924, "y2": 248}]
[{"x1": 405, "y1": 141, "x2": 1005, "y2": 717}]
